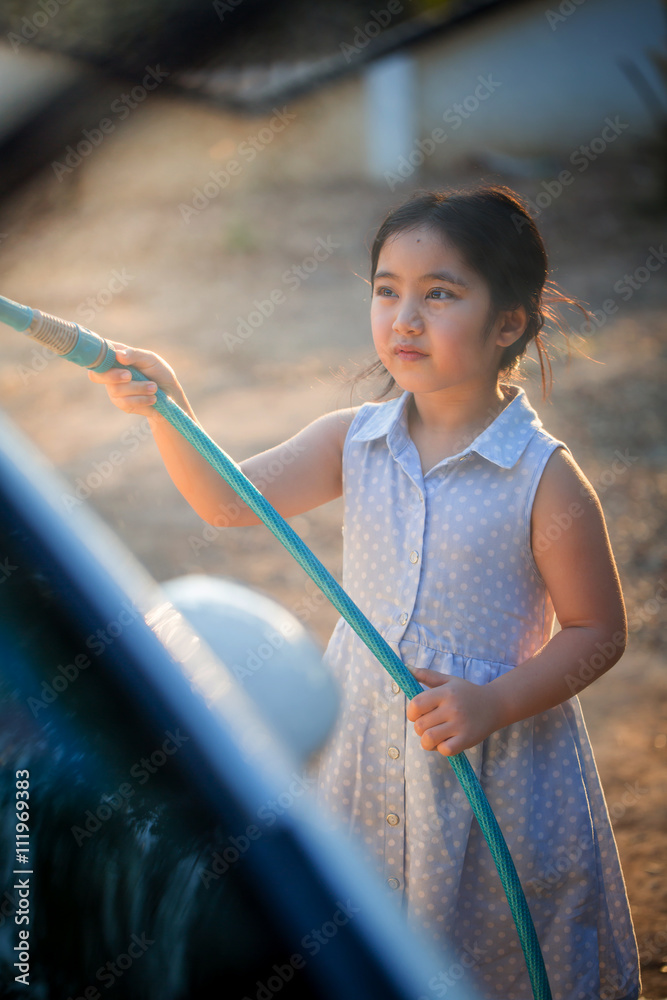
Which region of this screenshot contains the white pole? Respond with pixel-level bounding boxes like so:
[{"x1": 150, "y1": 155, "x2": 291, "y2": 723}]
[{"x1": 364, "y1": 52, "x2": 417, "y2": 182}]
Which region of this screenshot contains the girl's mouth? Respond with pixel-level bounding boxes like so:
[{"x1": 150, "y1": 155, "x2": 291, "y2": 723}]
[{"x1": 395, "y1": 344, "x2": 427, "y2": 361}]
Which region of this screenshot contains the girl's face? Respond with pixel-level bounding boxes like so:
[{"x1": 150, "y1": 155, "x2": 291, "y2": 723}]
[{"x1": 370, "y1": 226, "x2": 516, "y2": 397}]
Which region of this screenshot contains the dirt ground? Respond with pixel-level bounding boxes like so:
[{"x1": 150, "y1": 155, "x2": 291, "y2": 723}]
[{"x1": 0, "y1": 91, "x2": 665, "y2": 995}]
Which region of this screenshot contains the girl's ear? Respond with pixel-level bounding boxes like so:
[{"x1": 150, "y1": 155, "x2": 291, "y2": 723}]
[{"x1": 495, "y1": 305, "x2": 528, "y2": 348}]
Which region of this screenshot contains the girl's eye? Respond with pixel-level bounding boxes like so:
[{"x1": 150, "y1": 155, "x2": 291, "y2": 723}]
[
  {"x1": 373, "y1": 286, "x2": 455, "y2": 300},
  {"x1": 374, "y1": 287, "x2": 454, "y2": 299}
]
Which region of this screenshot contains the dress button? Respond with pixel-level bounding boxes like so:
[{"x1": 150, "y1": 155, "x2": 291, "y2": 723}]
[
  {"x1": 386, "y1": 813, "x2": 400, "y2": 826},
  {"x1": 387, "y1": 746, "x2": 400, "y2": 760},
  {"x1": 399, "y1": 612, "x2": 408, "y2": 626},
  {"x1": 391, "y1": 682, "x2": 400, "y2": 695},
  {"x1": 409, "y1": 550, "x2": 419, "y2": 564},
  {"x1": 387, "y1": 877, "x2": 400, "y2": 890}
]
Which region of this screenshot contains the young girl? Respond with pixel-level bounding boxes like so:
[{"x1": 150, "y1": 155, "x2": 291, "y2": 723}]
[{"x1": 90, "y1": 185, "x2": 640, "y2": 1000}]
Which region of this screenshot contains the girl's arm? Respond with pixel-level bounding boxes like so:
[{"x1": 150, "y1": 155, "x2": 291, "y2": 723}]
[
  {"x1": 407, "y1": 447, "x2": 628, "y2": 756},
  {"x1": 88, "y1": 344, "x2": 356, "y2": 526}
]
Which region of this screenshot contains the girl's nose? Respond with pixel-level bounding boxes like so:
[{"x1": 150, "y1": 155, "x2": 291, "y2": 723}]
[{"x1": 392, "y1": 302, "x2": 424, "y2": 335}]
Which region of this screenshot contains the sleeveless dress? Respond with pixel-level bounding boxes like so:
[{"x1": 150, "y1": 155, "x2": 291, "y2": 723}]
[{"x1": 312, "y1": 383, "x2": 640, "y2": 1000}]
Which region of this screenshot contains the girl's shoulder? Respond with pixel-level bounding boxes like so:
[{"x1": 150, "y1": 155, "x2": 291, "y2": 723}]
[
  {"x1": 305, "y1": 405, "x2": 361, "y2": 456},
  {"x1": 341, "y1": 394, "x2": 407, "y2": 444},
  {"x1": 534, "y1": 443, "x2": 599, "y2": 514},
  {"x1": 315, "y1": 396, "x2": 405, "y2": 454}
]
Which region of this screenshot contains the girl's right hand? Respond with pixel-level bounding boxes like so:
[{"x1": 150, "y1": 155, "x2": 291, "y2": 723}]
[{"x1": 87, "y1": 342, "x2": 183, "y2": 417}]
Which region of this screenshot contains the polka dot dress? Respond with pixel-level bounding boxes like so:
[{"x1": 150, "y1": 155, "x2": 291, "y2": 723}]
[{"x1": 311, "y1": 384, "x2": 640, "y2": 1000}]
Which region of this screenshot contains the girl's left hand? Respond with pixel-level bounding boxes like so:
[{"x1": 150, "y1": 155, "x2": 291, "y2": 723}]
[{"x1": 406, "y1": 668, "x2": 503, "y2": 757}]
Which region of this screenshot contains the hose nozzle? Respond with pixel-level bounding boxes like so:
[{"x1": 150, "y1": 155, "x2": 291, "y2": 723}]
[{"x1": 0, "y1": 293, "x2": 117, "y2": 372}]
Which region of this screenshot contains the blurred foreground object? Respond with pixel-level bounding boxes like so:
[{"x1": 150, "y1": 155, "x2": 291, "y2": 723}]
[
  {"x1": 162, "y1": 574, "x2": 340, "y2": 765},
  {"x1": 0, "y1": 407, "x2": 471, "y2": 999}
]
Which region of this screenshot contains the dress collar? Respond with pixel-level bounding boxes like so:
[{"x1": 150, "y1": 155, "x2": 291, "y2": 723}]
[{"x1": 349, "y1": 384, "x2": 544, "y2": 470}]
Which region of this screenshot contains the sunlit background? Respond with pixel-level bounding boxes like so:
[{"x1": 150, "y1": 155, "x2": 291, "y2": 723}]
[{"x1": 0, "y1": 0, "x2": 665, "y2": 993}]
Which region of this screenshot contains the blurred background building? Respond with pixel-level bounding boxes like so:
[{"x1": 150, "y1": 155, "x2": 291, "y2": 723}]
[{"x1": 0, "y1": 0, "x2": 664, "y2": 189}]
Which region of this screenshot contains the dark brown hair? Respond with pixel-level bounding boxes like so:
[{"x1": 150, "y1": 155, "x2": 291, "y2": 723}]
[{"x1": 357, "y1": 184, "x2": 589, "y2": 401}]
